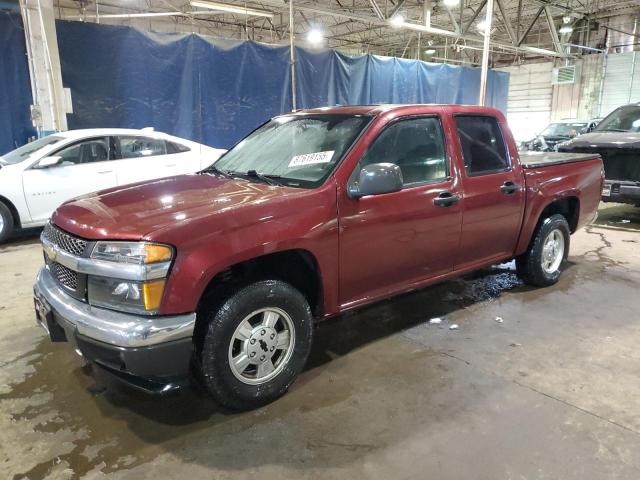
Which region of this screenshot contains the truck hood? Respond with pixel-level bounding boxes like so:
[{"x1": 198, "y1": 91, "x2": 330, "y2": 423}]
[
  {"x1": 560, "y1": 131, "x2": 640, "y2": 150},
  {"x1": 52, "y1": 173, "x2": 303, "y2": 240}
]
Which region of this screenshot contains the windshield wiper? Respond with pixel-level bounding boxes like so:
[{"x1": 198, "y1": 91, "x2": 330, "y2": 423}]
[
  {"x1": 202, "y1": 164, "x2": 234, "y2": 179},
  {"x1": 245, "y1": 170, "x2": 283, "y2": 186}
]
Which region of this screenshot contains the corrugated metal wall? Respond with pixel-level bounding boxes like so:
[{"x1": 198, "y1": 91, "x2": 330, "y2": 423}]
[
  {"x1": 497, "y1": 62, "x2": 554, "y2": 142},
  {"x1": 599, "y1": 52, "x2": 640, "y2": 117}
]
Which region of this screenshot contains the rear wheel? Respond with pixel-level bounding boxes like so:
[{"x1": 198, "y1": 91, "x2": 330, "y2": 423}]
[
  {"x1": 516, "y1": 214, "x2": 570, "y2": 287},
  {"x1": 0, "y1": 202, "x2": 14, "y2": 243},
  {"x1": 197, "y1": 280, "x2": 313, "y2": 410}
]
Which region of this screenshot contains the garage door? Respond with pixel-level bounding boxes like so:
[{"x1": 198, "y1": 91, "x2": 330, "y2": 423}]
[
  {"x1": 599, "y1": 52, "x2": 640, "y2": 118},
  {"x1": 497, "y1": 62, "x2": 554, "y2": 142}
]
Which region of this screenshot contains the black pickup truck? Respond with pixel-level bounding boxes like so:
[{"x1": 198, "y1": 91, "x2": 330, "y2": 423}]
[{"x1": 559, "y1": 104, "x2": 640, "y2": 206}]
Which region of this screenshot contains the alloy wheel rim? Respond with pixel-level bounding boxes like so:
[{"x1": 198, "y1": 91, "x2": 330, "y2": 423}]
[
  {"x1": 228, "y1": 307, "x2": 295, "y2": 385},
  {"x1": 0, "y1": 215, "x2": 4, "y2": 232},
  {"x1": 541, "y1": 229, "x2": 565, "y2": 274}
]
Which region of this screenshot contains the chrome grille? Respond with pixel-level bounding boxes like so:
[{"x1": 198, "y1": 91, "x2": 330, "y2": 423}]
[
  {"x1": 43, "y1": 222, "x2": 88, "y2": 257},
  {"x1": 50, "y1": 262, "x2": 78, "y2": 291}
]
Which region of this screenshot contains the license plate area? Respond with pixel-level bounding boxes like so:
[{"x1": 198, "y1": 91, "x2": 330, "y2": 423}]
[
  {"x1": 602, "y1": 184, "x2": 611, "y2": 197},
  {"x1": 34, "y1": 294, "x2": 67, "y2": 342}
]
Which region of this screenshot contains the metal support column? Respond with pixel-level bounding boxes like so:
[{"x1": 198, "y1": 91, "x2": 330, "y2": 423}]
[
  {"x1": 289, "y1": 0, "x2": 297, "y2": 111},
  {"x1": 478, "y1": 0, "x2": 494, "y2": 106},
  {"x1": 19, "y1": 0, "x2": 68, "y2": 135}
]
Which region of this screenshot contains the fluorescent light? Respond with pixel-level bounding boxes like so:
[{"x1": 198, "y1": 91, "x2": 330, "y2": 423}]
[
  {"x1": 424, "y1": 48, "x2": 436, "y2": 55},
  {"x1": 307, "y1": 28, "x2": 324, "y2": 45},
  {"x1": 559, "y1": 25, "x2": 573, "y2": 34},
  {"x1": 443, "y1": 0, "x2": 459, "y2": 7},
  {"x1": 476, "y1": 18, "x2": 488, "y2": 32},
  {"x1": 189, "y1": 1, "x2": 274, "y2": 18},
  {"x1": 389, "y1": 14, "x2": 404, "y2": 28}
]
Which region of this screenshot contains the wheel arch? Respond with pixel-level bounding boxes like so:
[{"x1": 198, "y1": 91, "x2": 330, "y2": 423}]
[
  {"x1": 193, "y1": 248, "x2": 324, "y2": 350},
  {"x1": 0, "y1": 195, "x2": 21, "y2": 228}
]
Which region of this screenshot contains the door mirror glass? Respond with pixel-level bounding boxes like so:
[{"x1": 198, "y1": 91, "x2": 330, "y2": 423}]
[
  {"x1": 349, "y1": 163, "x2": 403, "y2": 198},
  {"x1": 36, "y1": 156, "x2": 63, "y2": 168}
]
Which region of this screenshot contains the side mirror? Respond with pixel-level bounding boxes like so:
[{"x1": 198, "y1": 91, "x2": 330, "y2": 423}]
[
  {"x1": 348, "y1": 163, "x2": 403, "y2": 199},
  {"x1": 36, "y1": 156, "x2": 62, "y2": 169}
]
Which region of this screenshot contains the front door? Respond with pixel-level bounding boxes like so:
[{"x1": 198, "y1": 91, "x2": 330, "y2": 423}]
[
  {"x1": 453, "y1": 115, "x2": 525, "y2": 268},
  {"x1": 338, "y1": 115, "x2": 463, "y2": 308},
  {"x1": 22, "y1": 136, "x2": 117, "y2": 223}
]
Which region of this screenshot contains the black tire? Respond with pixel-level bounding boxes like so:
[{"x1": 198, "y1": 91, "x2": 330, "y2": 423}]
[
  {"x1": 516, "y1": 214, "x2": 570, "y2": 287},
  {"x1": 197, "y1": 280, "x2": 313, "y2": 410},
  {"x1": 0, "y1": 202, "x2": 14, "y2": 243}
]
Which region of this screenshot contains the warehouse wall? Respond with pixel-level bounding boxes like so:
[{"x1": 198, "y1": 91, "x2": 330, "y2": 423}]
[
  {"x1": 55, "y1": 21, "x2": 509, "y2": 150},
  {"x1": 496, "y1": 62, "x2": 554, "y2": 142},
  {"x1": 0, "y1": 12, "x2": 35, "y2": 155}
]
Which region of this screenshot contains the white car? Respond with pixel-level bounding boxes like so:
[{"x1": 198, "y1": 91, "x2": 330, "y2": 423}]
[{"x1": 0, "y1": 128, "x2": 225, "y2": 241}]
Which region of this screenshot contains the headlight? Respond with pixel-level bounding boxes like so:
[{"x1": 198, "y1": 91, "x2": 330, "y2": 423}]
[
  {"x1": 91, "y1": 241, "x2": 172, "y2": 264},
  {"x1": 88, "y1": 276, "x2": 166, "y2": 314},
  {"x1": 88, "y1": 241, "x2": 173, "y2": 315}
]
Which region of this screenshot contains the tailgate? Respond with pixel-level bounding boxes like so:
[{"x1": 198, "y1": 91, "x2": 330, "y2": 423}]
[{"x1": 519, "y1": 151, "x2": 601, "y2": 169}]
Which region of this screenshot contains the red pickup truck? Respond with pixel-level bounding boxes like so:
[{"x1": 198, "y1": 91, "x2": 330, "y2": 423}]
[{"x1": 34, "y1": 105, "x2": 603, "y2": 410}]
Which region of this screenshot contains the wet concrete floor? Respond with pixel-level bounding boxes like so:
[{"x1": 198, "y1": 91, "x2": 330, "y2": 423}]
[{"x1": 1, "y1": 203, "x2": 639, "y2": 479}]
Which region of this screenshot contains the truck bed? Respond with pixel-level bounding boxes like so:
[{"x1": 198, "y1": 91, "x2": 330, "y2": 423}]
[{"x1": 519, "y1": 151, "x2": 601, "y2": 169}]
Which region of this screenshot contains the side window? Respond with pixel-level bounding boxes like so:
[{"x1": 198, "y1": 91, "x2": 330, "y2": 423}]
[
  {"x1": 166, "y1": 141, "x2": 190, "y2": 154},
  {"x1": 118, "y1": 136, "x2": 168, "y2": 159},
  {"x1": 55, "y1": 137, "x2": 110, "y2": 165},
  {"x1": 360, "y1": 117, "x2": 447, "y2": 185},
  {"x1": 454, "y1": 116, "x2": 509, "y2": 175}
]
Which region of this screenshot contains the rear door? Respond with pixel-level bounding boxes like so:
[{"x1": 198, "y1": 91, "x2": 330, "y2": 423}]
[
  {"x1": 22, "y1": 136, "x2": 117, "y2": 223},
  {"x1": 453, "y1": 115, "x2": 525, "y2": 268},
  {"x1": 338, "y1": 115, "x2": 463, "y2": 307},
  {"x1": 112, "y1": 135, "x2": 193, "y2": 186}
]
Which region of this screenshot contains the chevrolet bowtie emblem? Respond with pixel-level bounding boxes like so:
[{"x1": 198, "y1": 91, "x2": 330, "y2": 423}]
[{"x1": 44, "y1": 244, "x2": 57, "y2": 261}]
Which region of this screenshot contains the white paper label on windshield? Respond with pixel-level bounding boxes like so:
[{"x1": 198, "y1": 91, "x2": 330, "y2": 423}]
[{"x1": 288, "y1": 151, "x2": 334, "y2": 168}]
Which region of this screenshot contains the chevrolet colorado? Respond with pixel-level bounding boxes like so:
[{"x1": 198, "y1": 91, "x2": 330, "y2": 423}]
[{"x1": 33, "y1": 105, "x2": 603, "y2": 410}]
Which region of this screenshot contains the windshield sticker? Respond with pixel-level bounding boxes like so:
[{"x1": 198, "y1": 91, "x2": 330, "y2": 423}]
[{"x1": 288, "y1": 151, "x2": 334, "y2": 167}]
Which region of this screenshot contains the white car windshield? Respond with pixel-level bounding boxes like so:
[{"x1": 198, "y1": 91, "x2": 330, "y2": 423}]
[{"x1": 0, "y1": 136, "x2": 64, "y2": 165}]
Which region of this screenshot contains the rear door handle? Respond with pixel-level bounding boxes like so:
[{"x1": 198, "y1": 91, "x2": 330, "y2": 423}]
[
  {"x1": 97, "y1": 170, "x2": 113, "y2": 174},
  {"x1": 433, "y1": 191, "x2": 461, "y2": 207},
  {"x1": 500, "y1": 181, "x2": 520, "y2": 194}
]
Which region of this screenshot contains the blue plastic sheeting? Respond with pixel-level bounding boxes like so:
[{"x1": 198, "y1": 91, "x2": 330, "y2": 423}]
[
  {"x1": 0, "y1": 12, "x2": 34, "y2": 155},
  {"x1": 56, "y1": 21, "x2": 509, "y2": 150}
]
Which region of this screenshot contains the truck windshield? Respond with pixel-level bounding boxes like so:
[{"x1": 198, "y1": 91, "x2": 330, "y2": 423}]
[
  {"x1": 541, "y1": 122, "x2": 586, "y2": 137},
  {"x1": 213, "y1": 114, "x2": 371, "y2": 188},
  {"x1": 595, "y1": 105, "x2": 640, "y2": 133},
  {"x1": 0, "y1": 135, "x2": 63, "y2": 165}
]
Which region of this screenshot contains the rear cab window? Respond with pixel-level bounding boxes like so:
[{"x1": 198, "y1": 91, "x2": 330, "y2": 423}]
[{"x1": 454, "y1": 115, "x2": 510, "y2": 176}]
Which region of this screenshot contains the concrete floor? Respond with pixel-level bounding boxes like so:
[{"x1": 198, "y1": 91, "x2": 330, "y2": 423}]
[{"x1": 1, "y1": 203, "x2": 639, "y2": 480}]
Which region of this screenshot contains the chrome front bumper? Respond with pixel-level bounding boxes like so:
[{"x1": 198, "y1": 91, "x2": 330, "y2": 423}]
[{"x1": 34, "y1": 267, "x2": 195, "y2": 348}]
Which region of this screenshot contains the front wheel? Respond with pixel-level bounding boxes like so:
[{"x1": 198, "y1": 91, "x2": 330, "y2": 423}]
[
  {"x1": 197, "y1": 280, "x2": 313, "y2": 410},
  {"x1": 0, "y1": 202, "x2": 15, "y2": 243},
  {"x1": 516, "y1": 214, "x2": 570, "y2": 287}
]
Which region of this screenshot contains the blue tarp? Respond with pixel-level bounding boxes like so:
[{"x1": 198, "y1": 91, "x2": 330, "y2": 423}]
[
  {"x1": 0, "y1": 12, "x2": 34, "y2": 155},
  {"x1": 1, "y1": 18, "x2": 509, "y2": 153},
  {"x1": 57, "y1": 21, "x2": 509, "y2": 150}
]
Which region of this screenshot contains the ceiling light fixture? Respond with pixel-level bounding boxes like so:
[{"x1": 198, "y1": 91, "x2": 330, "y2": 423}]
[
  {"x1": 425, "y1": 48, "x2": 436, "y2": 55},
  {"x1": 389, "y1": 14, "x2": 405, "y2": 28},
  {"x1": 443, "y1": 0, "x2": 459, "y2": 7},
  {"x1": 476, "y1": 18, "x2": 488, "y2": 32},
  {"x1": 307, "y1": 28, "x2": 324, "y2": 45},
  {"x1": 189, "y1": 0, "x2": 274, "y2": 18},
  {"x1": 559, "y1": 24, "x2": 573, "y2": 34}
]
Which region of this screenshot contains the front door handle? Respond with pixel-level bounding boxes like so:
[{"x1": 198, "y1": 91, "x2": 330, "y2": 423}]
[
  {"x1": 433, "y1": 191, "x2": 461, "y2": 207},
  {"x1": 500, "y1": 181, "x2": 520, "y2": 194},
  {"x1": 97, "y1": 170, "x2": 113, "y2": 174}
]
